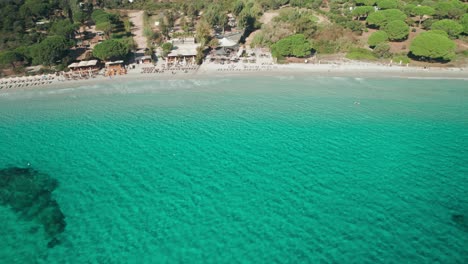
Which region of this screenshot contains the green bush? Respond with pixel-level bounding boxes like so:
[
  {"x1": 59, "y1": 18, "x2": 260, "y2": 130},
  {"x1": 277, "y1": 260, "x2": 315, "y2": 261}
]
[
  {"x1": 410, "y1": 32, "x2": 456, "y2": 61},
  {"x1": 355, "y1": 0, "x2": 376, "y2": 6},
  {"x1": 383, "y1": 20, "x2": 409, "y2": 41},
  {"x1": 271, "y1": 34, "x2": 313, "y2": 58},
  {"x1": 346, "y1": 48, "x2": 377, "y2": 60},
  {"x1": 376, "y1": 0, "x2": 398, "y2": 10},
  {"x1": 161, "y1": 42, "x2": 173, "y2": 56},
  {"x1": 366, "y1": 9, "x2": 406, "y2": 28},
  {"x1": 392, "y1": 55, "x2": 411, "y2": 64},
  {"x1": 428, "y1": 30, "x2": 449, "y2": 38},
  {"x1": 373, "y1": 42, "x2": 392, "y2": 58},
  {"x1": 462, "y1": 14, "x2": 468, "y2": 35},
  {"x1": 431, "y1": 19, "x2": 464, "y2": 39},
  {"x1": 93, "y1": 39, "x2": 129, "y2": 61},
  {"x1": 368, "y1": 31, "x2": 389, "y2": 47}
]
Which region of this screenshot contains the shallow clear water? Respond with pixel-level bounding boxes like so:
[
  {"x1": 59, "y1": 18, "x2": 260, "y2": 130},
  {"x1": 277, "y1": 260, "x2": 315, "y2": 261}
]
[{"x1": 0, "y1": 77, "x2": 467, "y2": 263}]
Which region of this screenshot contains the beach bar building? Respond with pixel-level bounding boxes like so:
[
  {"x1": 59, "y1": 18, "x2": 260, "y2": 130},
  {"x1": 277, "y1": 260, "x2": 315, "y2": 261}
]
[
  {"x1": 213, "y1": 31, "x2": 244, "y2": 61},
  {"x1": 167, "y1": 38, "x2": 199, "y2": 65},
  {"x1": 68, "y1": 60, "x2": 100, "y2": 77},
  {"x1": 105, "y1": 60, "x2": 126, "y2": 76},
  {"x1": 135, "y1": 55, "x2": 153, "y2": 64}
]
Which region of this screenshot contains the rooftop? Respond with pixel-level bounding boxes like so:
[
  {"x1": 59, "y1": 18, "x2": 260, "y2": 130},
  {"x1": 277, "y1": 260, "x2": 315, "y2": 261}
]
[
  {"x1": 68, "y1": 60, "x2": 98, "y2": 68},
  {"x1": 105, "y1": 60, "x2": 124, "y2": 66},
  {"x1": 167, "y1": 39, "x2": 200, "y2": 57}
]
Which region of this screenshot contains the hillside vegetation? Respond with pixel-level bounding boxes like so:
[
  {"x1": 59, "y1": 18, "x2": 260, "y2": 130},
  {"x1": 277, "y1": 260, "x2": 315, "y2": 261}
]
[{"x1": 0, "y1": 0, "x2": 467, "y2": 75}]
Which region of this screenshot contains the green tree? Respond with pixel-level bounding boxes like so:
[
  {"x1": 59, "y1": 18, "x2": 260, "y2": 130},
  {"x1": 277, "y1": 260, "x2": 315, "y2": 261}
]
[
  {"x1": 195, "y1": 44, "x2": 205, "y2": 65},
  {"x1": 410, "y1": 32, "x2": 456, "y2": 61},
  {"x1": 74, "y1": 11, "x2": 89, "y2": 28},
  {"x1": 92, "y1": 39, "x2": 129, "y2": 61},
  {"x1": 367, "y1": 9, "x2": 406, "y2": 28},
  {"x1": 431, "y1": 19, "x2": 463, "y2": 39},
  {"x1": 204, "y1": 5, "x2": 223, "y2": 27},
  {"x1": 368, "y1": 31, "x2": 389, "y2": 47},
  {"x1": 20, "y1": 0, "x2": 50, "y2": 19},
  {"x1": 91, "y1": 9, "x2": 107, "y2": 22},
  {"x1": 96, "y1": 21, "x2": 114, "y2": 39},
  {"x1": 412, "y1": 6, "x2": 435, "y2": 27},
  {"x1": 462, "y1": 14, "x2": 468, "y2": 35},
  {"x1": 355, "y1": 0, "x2": 376, "y2": 6},
  {"x1": 161, "y1": 42, "x2": 173, "y2": 56},
  {"x1": 434, "y1": 0, "x2": 464, "y2": 19},
  {"x1": 232, "y1": 0, "x2": 244, "y2": 16},
  {"x1": 118, "y1": 37, "x2": 136, "y2": 52},
  {"x1": 403, "y1": 4, "x2": 416, "y2": 16},
  {"x1": 0, "y1": 51, "x2": 23, "y2": 68},
  {"x1": 366, "y1": 12, "x2": 386, "y2": 27},
  {"x1": 208, "y1": 38, "x2": 219, "y2": 49},
  {"x1": 373, "y1": 42, "x2": 391, "y2": 58},
  {"x1": 195, "y1": 19, "x2": 212, "y2": 44},
  {"x1": 271, "y1": 34, "x2": 313, "y2": 58},
  {"x1": 50, "y1": 19, "x2": 79, "y2": 39},
  {"x1": 30, "y1": 36, "x2": 71, "y2": 65},
  {"x1": 428, "y1": 30, "x2": 449, "y2": 37},
  {"x1": 383, "y1": 20, "x2": 409, "y2": 40},
  {"x1": 376, "y1": 0, "x2": 398, "y2": 10},
  {"x1": 352, "y1": 6, "x2": 374, "y2": 20}
]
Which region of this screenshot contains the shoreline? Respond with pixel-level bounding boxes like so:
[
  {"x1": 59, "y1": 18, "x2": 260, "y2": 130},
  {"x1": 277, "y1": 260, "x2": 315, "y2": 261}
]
[{"x1": 1, "y1": 62, "x2": 467, "y2": 94}]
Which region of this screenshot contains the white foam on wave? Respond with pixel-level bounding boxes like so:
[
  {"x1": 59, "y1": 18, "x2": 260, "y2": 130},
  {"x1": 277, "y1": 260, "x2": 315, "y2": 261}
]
[{"x1": 274, "y1": 75, "x2": 295, "y2": 80}]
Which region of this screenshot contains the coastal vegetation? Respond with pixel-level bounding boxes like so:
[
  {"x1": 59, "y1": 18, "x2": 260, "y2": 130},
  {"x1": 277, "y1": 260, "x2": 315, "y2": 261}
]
[
  {"x1": 0, "y1": 0, "x2": 467, "y2": 77},
  {"x1": 92, "y1": 39, "x2": 129, "y2": 61},
  {"x1": 410, "y1": 31, "x2": 456, "y2": 61}
]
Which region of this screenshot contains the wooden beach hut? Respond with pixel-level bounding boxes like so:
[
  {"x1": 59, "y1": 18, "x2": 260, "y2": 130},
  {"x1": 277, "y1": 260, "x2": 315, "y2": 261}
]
[{"x1": 68, "y1": 60, "x2": 100, "y2": 77}]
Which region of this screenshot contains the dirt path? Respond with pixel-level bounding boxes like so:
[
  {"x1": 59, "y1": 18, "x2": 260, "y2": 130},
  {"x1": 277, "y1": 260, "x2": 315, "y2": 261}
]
[
  {"x1": 259, "y1": 11, "x2": 279, "y2": 24},
  {"x1": 245, "y1": 11, "x2": 280, "y2": 48},
  {"x1": 128, "y1": 10, "x2": 147, "y2": 51}
]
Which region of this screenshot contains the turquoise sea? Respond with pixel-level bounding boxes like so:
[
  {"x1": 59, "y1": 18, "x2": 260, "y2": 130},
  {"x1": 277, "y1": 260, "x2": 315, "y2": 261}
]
[{"x1": 0, "y1": 76, "x2": 467, "y2": 263}]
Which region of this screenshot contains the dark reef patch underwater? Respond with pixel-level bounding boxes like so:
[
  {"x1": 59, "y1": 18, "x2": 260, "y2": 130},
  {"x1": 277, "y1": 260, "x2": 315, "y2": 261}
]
[{"x1": 0, "y1": 167, "x2": 65, "y2": 248}]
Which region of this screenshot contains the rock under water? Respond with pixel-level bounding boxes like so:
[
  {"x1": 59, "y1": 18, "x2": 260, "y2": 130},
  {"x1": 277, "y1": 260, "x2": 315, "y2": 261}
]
[
  {"x1": 0, "y1": 167, "x2": 66, "y2": 247},
  {"x1": 452, "y1": 214, "x2": 468, "y2": 232}
]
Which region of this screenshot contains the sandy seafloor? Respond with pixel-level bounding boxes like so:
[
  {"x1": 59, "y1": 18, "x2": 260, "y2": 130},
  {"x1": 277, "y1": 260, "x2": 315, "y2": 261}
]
[{"x1": 0, "y1": 76, "x2": 467, "y2": 263}]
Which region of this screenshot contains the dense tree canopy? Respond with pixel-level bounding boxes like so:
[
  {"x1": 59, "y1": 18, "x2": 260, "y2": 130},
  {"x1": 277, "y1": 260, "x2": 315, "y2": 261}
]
[
  {"x1": 410, "y1": 32, "x2": 456, "y2": 61},
  {"x1": 271, "y1": 34, "x2": 313, "y2": 58},
  {"x1": 50, "y1": 19, "x2": 79, "y2": 39},
  {"x1": 462, "y1": 14, "x2": 468, "y2": 35},
  {"x1": 161, "y1": 42, "x2": 173, "y2": 56},
  {"x1": 352, "y1": 6, "x2": 375, "y2": 20},
  {"x1": 0, "y1": 51, "x2": 23, "y2": 68},
  {"x1": 434, "y1": 0, "x2": 465, "y2": 19},
  {"x1": 368, "y1": 31, "x2": 388, "y2": 47},
  {"x1": 431, "y1": 19, "x2": 463, "y2": 39},
  {"x1": 0, "y1": 0, "x2": 466, "y2": 73},
  {"x1": 30, "y1": 36, "x2": 72, "y2": 65},
  {"x1": 195, "y1": 19, "x2": 212, "y2": 44},
  {"x1": 412, "y1": 6, "x2": 435, "y2": 27},
  {"x1": 383, "y1": 20, "x2": 409, "y2": 40},
  {"x1": 366, "y1": 9, "x2": 406, "y2": 28},
  {"x1": 92, "y1": 39, "x2": 129, "y2": 61},
  {"x1": 355, "y1": 0, "x2": 376, "y2": 6},
  {"x1": 376, "y1": 0, "x2": 398, "y2": 10}
]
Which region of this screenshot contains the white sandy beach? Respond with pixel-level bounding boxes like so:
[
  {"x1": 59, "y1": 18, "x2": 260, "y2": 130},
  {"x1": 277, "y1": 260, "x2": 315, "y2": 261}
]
[{"x1": 0, "y1": 61, "x2": 467, "y2": 94}]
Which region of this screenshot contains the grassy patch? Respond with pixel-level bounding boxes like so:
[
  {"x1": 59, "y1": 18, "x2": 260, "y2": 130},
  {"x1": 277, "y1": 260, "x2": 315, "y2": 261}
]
[
  {"x1": 392, "y1": 55, "x2": 411, "y2": 64},
  {"x1": 346, "y1": 48, "x2": 377, "y2": 61}
]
